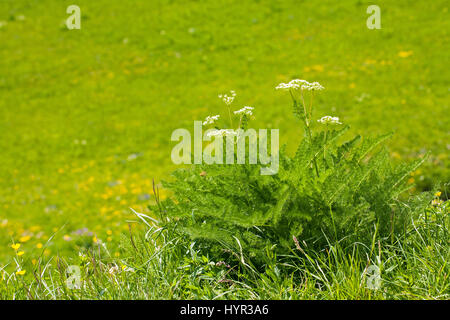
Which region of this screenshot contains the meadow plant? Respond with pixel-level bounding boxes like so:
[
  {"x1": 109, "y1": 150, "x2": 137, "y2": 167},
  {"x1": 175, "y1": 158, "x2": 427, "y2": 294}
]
[{"x1": 150, "y1": 80, "x2": 438, "y2": 269}]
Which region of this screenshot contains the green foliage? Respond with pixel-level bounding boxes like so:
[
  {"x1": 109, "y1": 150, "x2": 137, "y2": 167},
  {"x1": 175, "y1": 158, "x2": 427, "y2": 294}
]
[{"x1": 152, "y1": 87, "x2": 434, "y2": 267}]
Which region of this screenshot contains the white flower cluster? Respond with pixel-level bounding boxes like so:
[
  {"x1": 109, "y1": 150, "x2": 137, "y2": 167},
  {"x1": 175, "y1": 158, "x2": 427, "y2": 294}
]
[
  {"x1": 218, "y1": 90, "x2": 236, "y2": 105},
  {"x1": 275, "y1": 79, "x2": 324, "y2": 91},
  {"x1": 234, "y1": 106, "x2": 253, "y2": 116},
  {"x1": 317, "y1": 116, "x2": 342, "y2": 125},
  {"x1": 301, "y1": 81, "x2": 324, "y2": 91},
  {"x1": 203, "y1": 114, "x2": 220, "y2": 125},
  {"x1": 206, "y1": 129, "x2": 238, "y2": 138},
  {"x1": 275, "y1": 82, "x2": 299, "y2": 91},
  {"x1": 289, "y1": 79, "x2": 309, "y2": 86}
]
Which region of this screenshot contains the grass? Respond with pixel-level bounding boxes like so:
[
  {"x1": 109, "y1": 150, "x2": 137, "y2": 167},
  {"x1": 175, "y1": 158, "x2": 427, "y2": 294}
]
[
  {"x1": 1, "y1": 196, "x2": 448, "y2": 299},
  {"x1": 0, "y1": 0, "x2": 448, "y2": 299}
]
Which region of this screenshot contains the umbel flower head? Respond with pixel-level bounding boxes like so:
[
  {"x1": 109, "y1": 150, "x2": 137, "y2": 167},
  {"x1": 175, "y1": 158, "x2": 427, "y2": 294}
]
[
  {"x1": 203, "y1": 115, "x2": 220, "y2": 125},
  {"x1": 206, "y1": 129, "x2": 238, "y2": 138},
  {"x1": 218, "y1": 90, "x2": 236, "y2": 105},
  {"x1": 275, "y1": 82, "x2": 299, "y2": 91},
  {"x1": 317, "y1": 116, "x2": 342, "y2": 125},
  {"x1": 301, "y1": 81, "x2": 324, "y2": 91},
  {"x1": 276, "y1": 79, "x2": 324, "y2": 92},
  {"x1": 234, "y1": 106, "x2": 253, "y2": 116}
]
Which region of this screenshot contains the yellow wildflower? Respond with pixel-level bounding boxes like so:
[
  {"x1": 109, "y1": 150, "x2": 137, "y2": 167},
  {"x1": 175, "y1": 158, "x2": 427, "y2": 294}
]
[
  {"x1": 17, "y1": 251, "x2": 25, "y2": 256},
  {"x1": 16, "y1": 270, "x2": 26, "y2": 276},
  {"x1": 11, "y1": 243, "x2": 21, "y2": 250},
  {"x1": 398, "y1": 51, "x2": 413, "y2": 58},
  {"x1": 19, "y1": 235, "x2": 31, "y2": 243}
]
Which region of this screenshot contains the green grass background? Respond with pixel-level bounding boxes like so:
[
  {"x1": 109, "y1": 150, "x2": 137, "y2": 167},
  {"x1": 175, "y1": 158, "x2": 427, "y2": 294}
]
[{"x1": 0, "y1": 0, "x2": 448, "y2": 264}]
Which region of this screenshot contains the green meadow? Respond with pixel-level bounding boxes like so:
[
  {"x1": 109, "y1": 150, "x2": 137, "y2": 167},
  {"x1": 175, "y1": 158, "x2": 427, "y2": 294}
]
[{"x1": 0, "y1": 0, "x2": 448, "y2": 299}]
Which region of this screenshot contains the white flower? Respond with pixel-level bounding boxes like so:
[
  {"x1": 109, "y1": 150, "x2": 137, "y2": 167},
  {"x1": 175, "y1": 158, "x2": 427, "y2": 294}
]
[
  {"x1": 275, "y1": 82, "x2": 299, "y2": 91},
  {"x1": 302, "y1": 82, "x2": 324, "y2": 91},
  {"x1": 317, "y1": 116, "x2": 342, "y2": 125},
  {"x1": 203, "y1": 115, "x2": 220, "y2": 125},
  {"x1": 206, "y1": 130, "x2": 221, "y2": 138},
  {"x1": 234, "y1": 106, "x2": 253, "y2": 116},
  {"x1": 218, "y1": 90, "x2": 236, "y2": 105},
  {"x1": 289, "y1": 79, "x2": 309, "y2": 86},
  {"x1": 206, "y1": 129, "x2": 237, "y2": 138},
  {"x1": 276, "y1": 79, "x2": 324, "y2": 91}
]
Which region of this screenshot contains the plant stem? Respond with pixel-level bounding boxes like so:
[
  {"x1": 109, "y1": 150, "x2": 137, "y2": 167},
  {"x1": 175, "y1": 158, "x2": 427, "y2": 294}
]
[
  {"x1": 300, "y1": 90, "x2": 319, "y2": 177},
  {"x1": 301, "y1": 91, "x2": 309, "y2": 127},
  {"x1": 308, "y1": 126, "x2": 320, "y2": 177},
  {"x1": 309, "y1": 91, "x2": 314, "y2": 120},
  {"x1": 227, "y1": 106, "x2": 234, "y2": 128}
]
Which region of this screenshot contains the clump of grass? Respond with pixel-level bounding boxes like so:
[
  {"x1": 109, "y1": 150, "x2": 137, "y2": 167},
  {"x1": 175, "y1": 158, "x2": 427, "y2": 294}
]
[{"x1": 0, "y1": 196, "x2": 447, "y2": 299}]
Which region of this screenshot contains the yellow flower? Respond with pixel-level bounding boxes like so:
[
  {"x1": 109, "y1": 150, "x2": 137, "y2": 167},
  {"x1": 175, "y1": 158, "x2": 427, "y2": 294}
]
[
  {"x1": 100, "y1": 207, "x2": 109, "y2": 214},
  {"x1": 106, "y1": 230, "x2": 113, "y2": 235},
  {"x1": 19, "y1": 235, "x2": 31, "y2": 243},
  {"x1": 36, "y1": 243, "x2": 43, "y2": 249},
  {"x1": 435, "y1": 191, "x2": 441, "y2": 197},
  {"x1": 32, "y1": 259, "x2": 37, "y2": 265},
  {"x1": 93, "y1": 236, "x2": 98, "y2": 243},
  {"x1": 398, "y1": 51, "x2": 413, "y2": 58},
  {"x1": 17, "y1": 251, "x2": 25, "y2": 256},
  {"x1": 391, "y1": 152, "x2": 401, "y2": 159},
  {"x1": 11, "y1": 243, "x2": 21, "y2": 250},
  {"x1": 16, "y1": 270, "x2": 26, "y2": 276},
  {"x1": 311, "y1": 64, "x2": 324, "y2": 72},
  {"x1": 107, "y1": 237, "x2": 112, "y2": 242}
]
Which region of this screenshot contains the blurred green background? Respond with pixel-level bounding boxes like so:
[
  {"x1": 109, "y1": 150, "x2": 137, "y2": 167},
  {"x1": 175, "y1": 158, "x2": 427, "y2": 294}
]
[{"x1": 0, "y1": 0, "x2": 448, "y2": 264}]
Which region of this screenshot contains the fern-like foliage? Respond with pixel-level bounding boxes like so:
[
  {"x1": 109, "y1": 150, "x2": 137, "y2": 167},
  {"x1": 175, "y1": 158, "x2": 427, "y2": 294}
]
[{"x1": 150, "y1": 83, "x2": 434, "y2": 266}]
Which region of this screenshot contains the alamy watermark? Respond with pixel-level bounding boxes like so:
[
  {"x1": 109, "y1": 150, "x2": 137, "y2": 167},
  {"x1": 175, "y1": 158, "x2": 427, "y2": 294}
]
[
  {"x1": 66, "y1": 265, "x2": 81, "y2": 289},
  {"x1": 366, "y1": 5, "x2": 381, "y2": 29},
  {"x1": 171, "y1": 121, "x2": 279, "y2": 175},
  {"x1": 66, "y1": 5, "x2": 81, "y2": 30},
  {"x1": 365, "y1": 265, "x2": 381, "y2": 290}
]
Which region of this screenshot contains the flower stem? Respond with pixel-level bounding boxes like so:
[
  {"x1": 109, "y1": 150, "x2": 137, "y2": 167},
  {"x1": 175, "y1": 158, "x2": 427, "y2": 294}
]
[{"x1": 227, "y1": 106, "x2": 234, "y2": 128}]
